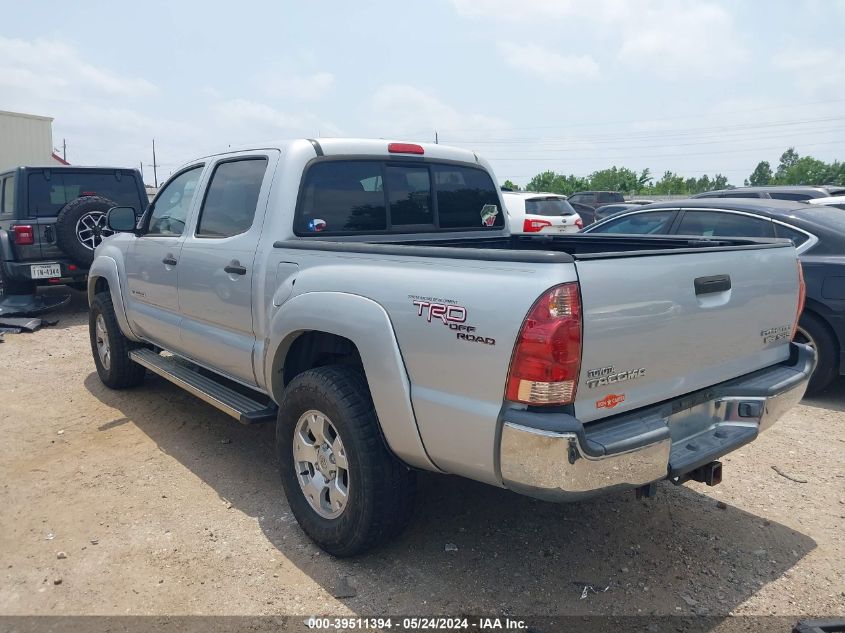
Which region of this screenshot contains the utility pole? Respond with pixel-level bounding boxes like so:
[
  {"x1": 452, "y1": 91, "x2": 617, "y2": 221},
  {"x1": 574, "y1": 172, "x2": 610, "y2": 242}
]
[
  {"x1": 151, "y1": 139, "x2": 159, "y2": 188},
  {"x1": 435, "y1": 131, "x2": 438, "y2": 144},
  {"x1": 62, "y1": 139, "x2": 67, "y2": 162},
  {"x1": 139, "y1": 161, "x2": 144, "y2": 181}
]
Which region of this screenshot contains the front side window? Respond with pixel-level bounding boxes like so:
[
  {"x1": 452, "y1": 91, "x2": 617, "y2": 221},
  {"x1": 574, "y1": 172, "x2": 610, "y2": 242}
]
[
  {"x1": 147, "y1": 166, "x2": 203, "y2": 236},
  {"x1": 592, "y1": 210, "x2": 676, "y2": 234},
  {"x1": 676, "y1": 210, "x2": 774, "y2": 238},
  {"x1": 197, "y1": 158, "x2": 268, "y2": 238}
]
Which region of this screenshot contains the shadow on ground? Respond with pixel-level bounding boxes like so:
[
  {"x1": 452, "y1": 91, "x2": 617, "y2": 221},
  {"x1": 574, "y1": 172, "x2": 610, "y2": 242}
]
[
  {"x1": 84, "y1": 371, "x2": 817, "y2": 618},
  {"x1": 802, "y1": 377, "x2": 845, "y2": 412}
]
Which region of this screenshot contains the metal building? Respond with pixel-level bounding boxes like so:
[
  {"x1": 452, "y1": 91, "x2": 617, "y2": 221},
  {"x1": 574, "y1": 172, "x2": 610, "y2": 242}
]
[{"x1": 0, "y1": 109, "x2": 63, "y2": 172}]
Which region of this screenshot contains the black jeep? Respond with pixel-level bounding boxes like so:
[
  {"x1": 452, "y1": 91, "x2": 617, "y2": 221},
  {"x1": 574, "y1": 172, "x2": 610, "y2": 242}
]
[{"x1": 0, "y1": 166, "x2": 148, "y2": 294}]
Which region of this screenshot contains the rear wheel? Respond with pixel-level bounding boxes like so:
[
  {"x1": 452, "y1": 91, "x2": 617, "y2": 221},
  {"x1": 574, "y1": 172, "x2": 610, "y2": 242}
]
[
  {"x1": 89, "y1": 292, "x2": 145, "y2": 389},
  {"x1": 276, "y1": 366, "x2": 416, "y2": 557},
  {"x1": 795, "y1": 311, "x2": 838, "y2": 395}
]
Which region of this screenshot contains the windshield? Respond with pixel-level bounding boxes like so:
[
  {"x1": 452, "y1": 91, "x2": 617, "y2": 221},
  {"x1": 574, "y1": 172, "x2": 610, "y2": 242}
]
[
  {"x1": 28, "y1": 170, "x2": 145, "y2": 217},
  {"x1": 524, "y1": 197, "x2": 576, "y2": 216}
]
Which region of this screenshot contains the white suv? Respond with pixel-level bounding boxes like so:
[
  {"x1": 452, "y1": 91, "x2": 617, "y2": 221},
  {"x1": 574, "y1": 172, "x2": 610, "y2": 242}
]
[{"x1": 502, "y1": 191, "x2": 582, "y2": 235}]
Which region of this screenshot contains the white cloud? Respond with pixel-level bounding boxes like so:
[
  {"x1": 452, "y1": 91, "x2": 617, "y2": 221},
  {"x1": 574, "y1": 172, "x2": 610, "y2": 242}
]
[
  {"x1": 773, "y1": 46, "x2": 845, "y2": 96},
  {"x1": 368, "y1": 84, "x2": 507, "y2": 139},
  {"x1": 213, "y1": 98, "x2": 342, "y2": 139},
  {"x1": 260, "y1": 71, "x2": 335, "y2": 101},
  {"x1": 0, "y1": 36, "x2": 157, "y2": 99},
  {"x1": 497, "y1": 42, "x2": 599, "y2": 82},
  {"x1": 450, "y1": 0, "x2": 748, "y2": 79}
]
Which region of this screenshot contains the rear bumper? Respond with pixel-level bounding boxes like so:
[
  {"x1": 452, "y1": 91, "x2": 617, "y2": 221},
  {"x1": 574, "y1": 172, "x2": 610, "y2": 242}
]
[
  {"x1": 2, "y1": 259, "x2": 88, "y2": 284},
  {"x1": 498, "y1": 343, "x2": 815, "y2": 502}
]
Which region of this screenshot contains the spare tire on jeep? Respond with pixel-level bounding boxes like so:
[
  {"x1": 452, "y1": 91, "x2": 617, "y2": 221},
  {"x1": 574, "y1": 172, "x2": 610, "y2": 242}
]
[{"x1": 55, "y1": 196, "x2": 120, "y2": 267}]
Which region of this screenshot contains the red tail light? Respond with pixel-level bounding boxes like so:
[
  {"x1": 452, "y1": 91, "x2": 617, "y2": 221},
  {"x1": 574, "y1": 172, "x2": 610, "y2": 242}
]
[
  {"x1": 523, "y1": 218, "x2": 552, "y2": 232},
  {"x1": 575, "y1": 218, "x2": 584, "y2": 229},
  {"x1": 388, "y1": 143, "x2": 424, "y2": 155},
  {"x1": 506, "y1": 283, "x2": 582, "y2": 405},
  {"x1": 12, "y1": 225, "x2": 35, "y2": 246},
  {"x1": 791, "y1": 260, "x2": 806, "y2": 339}
]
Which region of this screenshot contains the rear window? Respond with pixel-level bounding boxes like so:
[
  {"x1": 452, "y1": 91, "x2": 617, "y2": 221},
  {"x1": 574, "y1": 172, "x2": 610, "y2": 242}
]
[
  {"x1": 27, "y1": 170, "x2": 144, "y2": 217},
  {"x1": 769, "y1": 192, "x2": 813, "y2": 201},
  {"x1": 598, "y1": 192, "x2": 624, "y2": 203},
  {"x1": 295, "y1": 160, "x2": 503, "y2": 235},
  {"x1": 524, "y1": 197, "x2": 576, "y2": 216}
]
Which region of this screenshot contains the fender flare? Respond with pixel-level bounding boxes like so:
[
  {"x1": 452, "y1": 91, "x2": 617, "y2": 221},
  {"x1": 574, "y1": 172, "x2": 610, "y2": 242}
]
[
  {"x1": 87, "y1": 255, "x2": 140, "y2": 342},
  {"x1": 265, "y1": 291, "x2": 437, "y2": 472},
  {"x1": 0, "y1": 230, "x2": 13, "y2": 261}
]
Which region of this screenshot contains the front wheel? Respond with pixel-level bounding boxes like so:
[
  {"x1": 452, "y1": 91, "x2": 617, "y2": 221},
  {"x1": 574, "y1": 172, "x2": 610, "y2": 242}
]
[
  {"x1": 276, "y1": 366, "x2": 416, "y2": 557},
  {"x1": 89, "y1": 292, "x2": 146, "y2": 389}
]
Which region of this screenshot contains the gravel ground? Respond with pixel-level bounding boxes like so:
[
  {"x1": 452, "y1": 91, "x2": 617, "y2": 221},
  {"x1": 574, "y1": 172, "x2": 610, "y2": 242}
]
[{"x1": 0, "y1": 291, "x2": 843, "y2": 626}]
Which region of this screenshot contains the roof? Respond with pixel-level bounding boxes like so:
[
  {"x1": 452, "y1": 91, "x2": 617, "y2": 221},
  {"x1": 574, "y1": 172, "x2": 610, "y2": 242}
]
[
  {"x1": 809, "y1": 195, "x2": 845, "y2": 205},
  {"x1": 693, "y1": 185, "x2": 836, "y2": 195},
  {"x1": 502, "y1": 190, "x2": 566, "y2": 199},
  {"x1": 0, "y1": 109, "x2": 54, "y2": 122},
  {"x1": 636, "y1": 198, "x2": 810, "y2": 217},
  {"x1": 51, "y1": 152, "x2": 69, "y2": 165}
]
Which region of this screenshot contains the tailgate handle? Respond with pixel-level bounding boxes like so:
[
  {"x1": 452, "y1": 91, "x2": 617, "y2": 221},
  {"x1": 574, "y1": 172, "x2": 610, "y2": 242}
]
[{"x1": 695, "y1": 274, "x2": 731, "y2": 295}]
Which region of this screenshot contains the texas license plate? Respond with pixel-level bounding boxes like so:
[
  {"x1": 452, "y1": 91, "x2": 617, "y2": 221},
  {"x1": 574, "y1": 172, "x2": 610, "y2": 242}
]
[{"x1": 30, "y1": 263, "x2": 61, "y2": 279}]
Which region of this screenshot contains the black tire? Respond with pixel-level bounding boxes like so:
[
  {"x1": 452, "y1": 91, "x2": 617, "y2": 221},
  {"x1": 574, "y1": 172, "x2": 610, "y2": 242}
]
[
  {"x1": 89, "y1": 292, "x2": 145, "y2": 389},
  {"x1": 55, "y1": 195, "x2": 118, "y2": 267},
  {"x1": 796, "y1": 311, "x2": 838, "y2": 396},
  {"x1": 0, "y1": 263, "x2": 37, "y2": 296},
  {"x1": 276, "y1": 366, "x2": 416, "y2": 557}
]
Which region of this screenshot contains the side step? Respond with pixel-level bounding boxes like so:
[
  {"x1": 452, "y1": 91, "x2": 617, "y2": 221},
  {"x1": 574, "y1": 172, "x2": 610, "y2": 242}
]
[{"x1": 129, "y1": 349, "x2": 277, "y2": 425}]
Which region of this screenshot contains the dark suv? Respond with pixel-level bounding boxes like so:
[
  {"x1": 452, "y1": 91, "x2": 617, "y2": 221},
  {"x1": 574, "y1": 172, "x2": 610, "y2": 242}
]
[
  {"x1": 567, "y1": 191, "x2": 625, "y2": 225},
  {"x1": 0, "y1": 166, "x2": 148, "y2": 294}
]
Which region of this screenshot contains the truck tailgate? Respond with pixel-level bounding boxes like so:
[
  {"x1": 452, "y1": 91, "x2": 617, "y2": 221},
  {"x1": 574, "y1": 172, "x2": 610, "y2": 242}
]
[{"x1": 573, "y1": 244, "x2": 800, "y2": 423}]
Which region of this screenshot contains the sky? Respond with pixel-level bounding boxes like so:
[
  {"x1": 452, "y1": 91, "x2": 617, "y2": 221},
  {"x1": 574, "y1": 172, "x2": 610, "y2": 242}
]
[{"x1": 2, "y1": 0, "x2": 845, "y2": 187}]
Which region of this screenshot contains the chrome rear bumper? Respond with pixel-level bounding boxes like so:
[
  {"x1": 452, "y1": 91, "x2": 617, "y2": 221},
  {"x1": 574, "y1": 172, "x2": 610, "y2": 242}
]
[{"x1": 498, "y1": 343, "x2": 815, "y2": 502}]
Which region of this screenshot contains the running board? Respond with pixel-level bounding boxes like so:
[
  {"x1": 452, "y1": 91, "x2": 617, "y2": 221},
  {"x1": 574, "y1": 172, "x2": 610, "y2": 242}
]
[{"x1": 129, "y1": 349, "x2": 277, "y2": 425}]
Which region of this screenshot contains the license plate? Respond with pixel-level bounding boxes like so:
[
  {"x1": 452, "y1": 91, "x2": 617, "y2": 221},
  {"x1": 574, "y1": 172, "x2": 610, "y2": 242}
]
[{"x1": 30, "y1": 263, "x2": 61, "y2": 279}]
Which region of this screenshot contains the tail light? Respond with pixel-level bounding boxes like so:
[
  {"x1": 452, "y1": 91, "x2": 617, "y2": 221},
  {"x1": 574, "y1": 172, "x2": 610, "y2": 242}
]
[
  {"x1": 523, "y1": 218, "x2": 552, "y2": 232},
  {"x1": 575, "y1": 218, "x2": 584, "y2": 229},
  {"x1": 791, "y1": 260, "x2": 806, "y2": 339},
  {"x1": 12, "y1": 225, "x2": 35, "y2": 246},
  {"x1": 506, "y1": 283, "x2": 582, "y2": 405}
]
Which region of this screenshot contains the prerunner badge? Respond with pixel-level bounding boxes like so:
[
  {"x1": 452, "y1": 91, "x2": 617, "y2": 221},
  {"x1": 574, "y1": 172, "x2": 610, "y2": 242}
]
[{"x1": 480, "y1": 204, "x2": 499, "y2": 227}]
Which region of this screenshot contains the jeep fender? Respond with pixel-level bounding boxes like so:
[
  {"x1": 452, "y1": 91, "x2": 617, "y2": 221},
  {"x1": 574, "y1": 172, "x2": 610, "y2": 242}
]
[
  {"x1": 87, "y1": 255, "x2": 140, "y2": 342},
  {"x1": 265, "y1": 291, "x2": 437, "y2": 472}
]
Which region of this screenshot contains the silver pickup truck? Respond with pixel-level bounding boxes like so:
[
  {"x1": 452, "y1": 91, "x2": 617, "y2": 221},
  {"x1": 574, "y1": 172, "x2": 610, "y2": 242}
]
[{"x1": 88, "y1": 139, "x2": 814, "y2": 556}]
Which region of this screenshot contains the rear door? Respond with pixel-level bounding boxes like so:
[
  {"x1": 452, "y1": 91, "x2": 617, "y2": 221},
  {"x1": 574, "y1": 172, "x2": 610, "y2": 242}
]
[
  {"x1": 177, "y1": 152, "x2": 275, "y2": 385},
  {"x1": 573, "y1": 241, "x2": 800, "y2": 422}
]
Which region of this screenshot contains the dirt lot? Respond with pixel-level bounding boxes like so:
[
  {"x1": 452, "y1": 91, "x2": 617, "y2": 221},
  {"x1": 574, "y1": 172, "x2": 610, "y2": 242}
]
[{"x1": 1, "y1": 291, "x2": 843, "y2": 625}]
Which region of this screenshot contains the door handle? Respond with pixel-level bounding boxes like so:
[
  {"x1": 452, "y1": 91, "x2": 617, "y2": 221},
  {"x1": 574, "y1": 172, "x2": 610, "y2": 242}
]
[
  {"x1": 162, "y1": 255, "x2": 177, "y2": 266},
  {"x1": 694, "y1": 274, "x2": 731, "y2": 295},
  {"x1": 224, "y1": 261, "x2": 247, "y2": 275}
]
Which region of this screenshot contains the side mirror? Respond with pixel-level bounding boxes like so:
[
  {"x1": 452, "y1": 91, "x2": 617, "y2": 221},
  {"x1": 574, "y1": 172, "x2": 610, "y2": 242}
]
[{"x1": 107, "y1": 206, "x2": 137, "y2": 232}]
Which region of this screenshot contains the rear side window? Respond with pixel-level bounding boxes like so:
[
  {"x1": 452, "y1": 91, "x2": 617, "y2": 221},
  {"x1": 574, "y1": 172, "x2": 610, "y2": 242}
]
[
  {"x1": 27, "y1": 170, "x2": 144, "y2": 216},
  {"x1": 676, "y1": 210, "x2": 774, "y2": 238},
  {"x1": 295, "y1": 160, "x2": 502, "y2": 234},
  {"x1": 598, "y1": 192, "x2": 624, "y2": 203},
  {"x1": 1, "y1": 176, "x2": 13, "y2": 217},
  {"x1": 592, "y1": 210, "x2": 676, "y2": 234},
  {"x1": 774, "y1": 224, "x2": 810, "y2": 247},
  {"x1": 524, "y1": 197, "x2": 576, "y2": 216},
  {"x1": 197, "y1": 158, "x2": 268, "y2": 238},
  {"x1": 769, "y1": 192, "x2": 813, "y2": 201}
]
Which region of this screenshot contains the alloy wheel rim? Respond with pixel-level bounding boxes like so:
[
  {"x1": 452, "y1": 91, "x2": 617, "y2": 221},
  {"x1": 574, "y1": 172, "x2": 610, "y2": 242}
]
[
  {"x1": 794, "y1": 326, "x2": 816, "y2": 351},
  {"x1": 76, "y1": 212, "x2": 114, "y2": 250},
  {"x1": 95, "y1": 314, "x2": 111, "y2": 370},
  {"x1": 293, "y1": 409, "x2": 349, "y2": 519}
]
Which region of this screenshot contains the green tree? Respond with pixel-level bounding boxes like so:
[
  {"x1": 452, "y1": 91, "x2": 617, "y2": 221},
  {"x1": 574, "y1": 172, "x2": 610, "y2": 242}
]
[
  {"x1": 775, "y1": 148, "x2": 800, "y2": 180},
  {"x1": 651, "y1": 171, "x2": 687, "y2": 195},
  {"x1": 502, "y1": 179, "x2": 520, "y2": 191},
  {"x1": 775, "y1": 156, "x2": 830, "y2": 185},
  {"x1": 588, "y1": 166, "x2": 643, "y2": 193},
  {"x1": 712, "y1": 174, "x2": 729, "y2": 190},
  {"x1": 525, "y1": 171, "x2": 589, "y2": 196},
  {"x1": 748, "y1": 161, "x2": 773, "y2": 186}
]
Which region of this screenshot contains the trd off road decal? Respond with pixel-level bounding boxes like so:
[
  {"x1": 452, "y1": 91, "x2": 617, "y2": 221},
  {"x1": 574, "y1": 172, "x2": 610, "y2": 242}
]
[
  {"x1": 480, "y1": 204, "x2": 499, "y2": 227},
  {"x1": 409, "y1": 295, "x2": 496, "y2": 346}
]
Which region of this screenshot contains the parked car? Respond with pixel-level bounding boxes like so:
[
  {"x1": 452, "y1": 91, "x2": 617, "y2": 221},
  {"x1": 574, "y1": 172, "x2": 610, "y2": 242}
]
[
  {"x1": 584, "y1": 198, "x2": 842, "y2": 393},
  {"x1": 502, "y1": 191, "x2": 582, "y2": 234},
  {"x1": 567, "y1": 191, "x2": 625, "y2": 226},
  {"x1": 0, "y1": 166, "x2": 148, "y2": 295},
  {"x1": 593, "y1": 203, "x2": 643, "y2": 222},
  {"x1": 808, "y1": 195, "x2": 845, "y2": 211},
  {"x1": 691, "y1": 185, "x2": 845, "y2": 202},
  {"x1": 89, "y1": 139, "x2": 811, "y2": 556}
]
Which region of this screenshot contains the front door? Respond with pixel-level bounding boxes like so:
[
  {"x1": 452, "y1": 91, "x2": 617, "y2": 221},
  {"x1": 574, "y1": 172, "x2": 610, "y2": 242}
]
[
  {"x1": 177, "y1": 154, "x2": 273, "y2": 385},
  {"x1": 124, "y1": 165, "x2": 204, "y2": 350}
]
